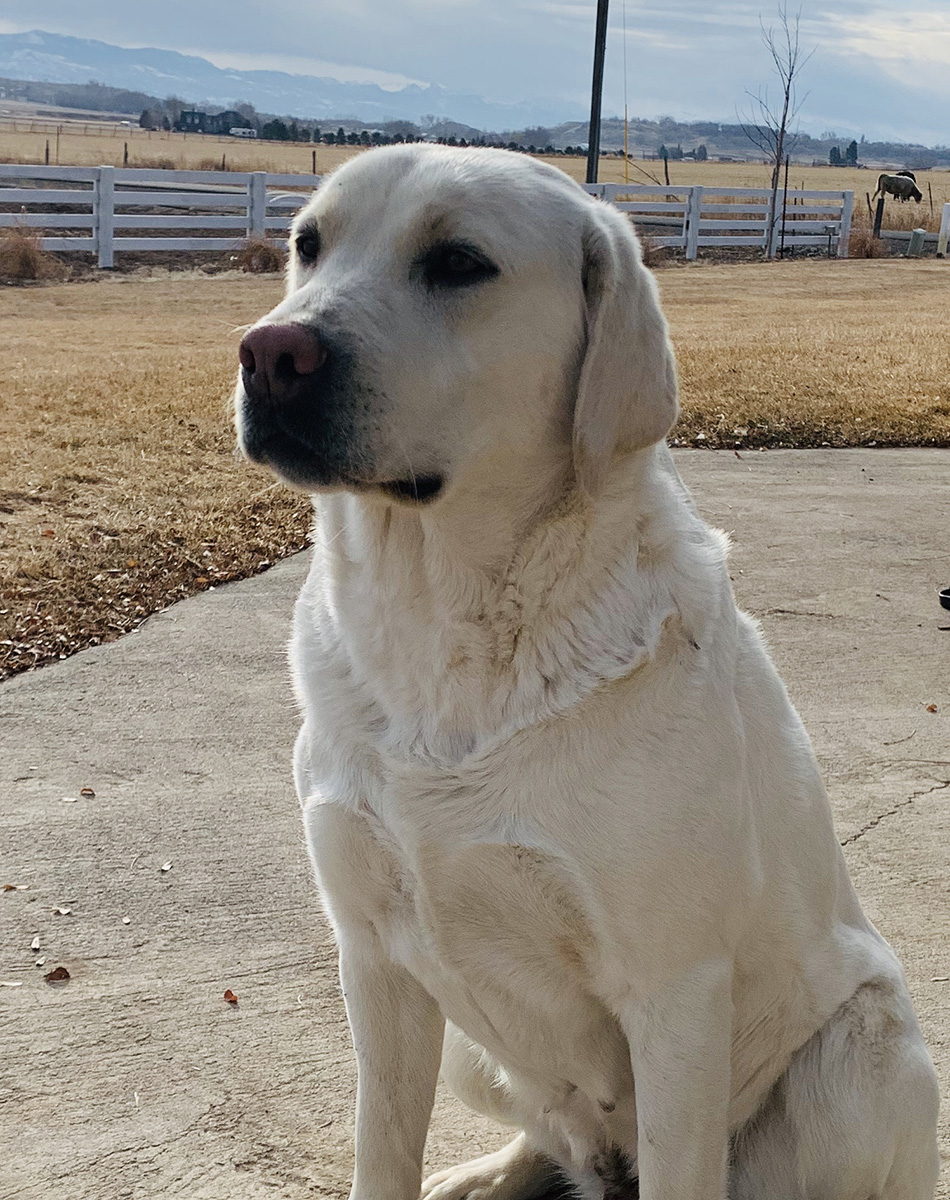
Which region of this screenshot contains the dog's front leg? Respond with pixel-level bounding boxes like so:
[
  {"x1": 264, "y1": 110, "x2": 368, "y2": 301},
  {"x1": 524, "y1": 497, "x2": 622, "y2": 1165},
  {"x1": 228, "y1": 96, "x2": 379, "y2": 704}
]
[
  {"x1": 621, "y1": 959, "x2": 733, "y2": 1200},
  {"x1": 339, "y1": 941, "x2": 445, "y2": 1200}
]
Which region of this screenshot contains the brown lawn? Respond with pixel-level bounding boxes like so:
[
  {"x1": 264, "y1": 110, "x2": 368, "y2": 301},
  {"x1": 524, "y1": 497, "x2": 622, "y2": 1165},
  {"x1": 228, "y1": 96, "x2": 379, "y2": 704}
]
[{"x1": 2, "y1": 257, "x2": 948, "y2": 679}]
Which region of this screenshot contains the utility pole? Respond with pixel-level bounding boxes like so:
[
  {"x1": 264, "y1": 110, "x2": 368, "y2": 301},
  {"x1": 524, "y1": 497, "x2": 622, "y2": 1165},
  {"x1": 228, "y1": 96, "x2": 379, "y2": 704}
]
[{"x1": 585, "y1": 0, "x2": 610, "y2": 184}]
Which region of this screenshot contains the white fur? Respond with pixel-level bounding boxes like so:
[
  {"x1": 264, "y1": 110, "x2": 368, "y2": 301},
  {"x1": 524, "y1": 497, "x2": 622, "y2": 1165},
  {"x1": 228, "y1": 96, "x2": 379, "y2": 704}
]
[{"x1": 236, "y1": 146, "x2": 939, "y2": 1200}]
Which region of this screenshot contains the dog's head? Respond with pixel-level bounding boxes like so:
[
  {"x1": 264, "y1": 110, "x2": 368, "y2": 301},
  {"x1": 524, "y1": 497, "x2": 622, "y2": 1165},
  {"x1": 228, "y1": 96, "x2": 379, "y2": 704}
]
[{"x1": 234, "y1": 145, "x2": 678, "y2": 503}]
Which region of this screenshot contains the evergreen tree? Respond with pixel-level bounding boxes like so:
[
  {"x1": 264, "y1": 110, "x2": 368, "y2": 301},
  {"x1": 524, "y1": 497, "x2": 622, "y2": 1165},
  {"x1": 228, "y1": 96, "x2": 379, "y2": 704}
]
[{"x1": 846, "y1": 139, "x2": 858, "y2": 166}]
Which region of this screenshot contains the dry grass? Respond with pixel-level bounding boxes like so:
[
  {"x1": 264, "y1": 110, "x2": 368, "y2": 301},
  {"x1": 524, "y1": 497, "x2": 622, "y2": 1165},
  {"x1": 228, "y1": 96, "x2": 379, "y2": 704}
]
[
  {"x1": 0, "y1": 122, "x2": 360, "y2": 175},
  {"x1": 1, "y1": 259, "x2": 948, "y2": 679},
  {"x1": 662, "y1": 258, "x2": 950, "y2": 449},
  {"x1": 847, "y1": 228, "x2": 890, "y2": 259},
  {"x1": 0, "y1": 272, "x2": 308, "y2": 679},
  {"x1": 234, "y1": 235, "x2": 287, "y2": 274},
  {"x1": 0, "y1": 226, "x2": 69, "y2": 282}
]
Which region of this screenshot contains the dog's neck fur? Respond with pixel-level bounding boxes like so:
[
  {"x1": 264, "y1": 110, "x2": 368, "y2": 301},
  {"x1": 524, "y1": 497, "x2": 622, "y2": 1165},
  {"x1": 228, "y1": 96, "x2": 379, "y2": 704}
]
[{"x1": 308, "y1": 444, "x2": 725, "y2": 763}]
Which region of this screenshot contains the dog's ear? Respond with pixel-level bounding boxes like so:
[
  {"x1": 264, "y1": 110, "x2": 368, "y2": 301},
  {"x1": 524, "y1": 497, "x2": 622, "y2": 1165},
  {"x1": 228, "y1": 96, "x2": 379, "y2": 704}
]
[{"x1": 573, "y1": 201, "x2": 679, "y2": 494}]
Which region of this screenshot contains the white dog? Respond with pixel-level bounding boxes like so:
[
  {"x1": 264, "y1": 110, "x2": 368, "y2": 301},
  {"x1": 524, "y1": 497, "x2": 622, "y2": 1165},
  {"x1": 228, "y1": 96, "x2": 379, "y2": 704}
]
[{"x1": 234, "y1": 145, "x2": 938, "y2": 1200}]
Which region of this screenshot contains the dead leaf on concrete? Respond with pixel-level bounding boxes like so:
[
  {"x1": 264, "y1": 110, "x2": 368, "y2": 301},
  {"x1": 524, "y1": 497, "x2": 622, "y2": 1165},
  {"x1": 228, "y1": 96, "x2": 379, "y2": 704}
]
[
  {"x1": 44, "y1": 966, "x2": 70, "y2": 985},
  {"x1": 223, "y1": 989, "x2": 238, "y2": 1005},
  {"x1": 925, "y1": 703, "x2": 938, "y2": 713},
  {"x1": 80, "y1": 787, "x2": 95, "y2": 797},
  {"x1": 3, "y1": 884, "x2": 28, "y2": 891}
]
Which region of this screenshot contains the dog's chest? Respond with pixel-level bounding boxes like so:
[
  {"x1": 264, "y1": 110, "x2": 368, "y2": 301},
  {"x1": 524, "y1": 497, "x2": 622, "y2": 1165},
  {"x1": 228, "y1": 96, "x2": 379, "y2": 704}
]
[{"x1": 352, "y1": 785, "x2": 628, "y2": 1096}]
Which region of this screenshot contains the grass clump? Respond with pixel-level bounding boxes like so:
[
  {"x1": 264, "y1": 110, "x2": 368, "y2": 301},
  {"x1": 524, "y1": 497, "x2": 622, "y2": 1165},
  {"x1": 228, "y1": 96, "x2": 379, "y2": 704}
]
[
  {"x1": 0, "y1": 226, "x2": 69, "y2": 282},
  {"x1": 848, "y1": 229, "x2": 889, "y2": 259},
  {"x1": 235, "y1": 235, "x2": 286, "y2": 274}
]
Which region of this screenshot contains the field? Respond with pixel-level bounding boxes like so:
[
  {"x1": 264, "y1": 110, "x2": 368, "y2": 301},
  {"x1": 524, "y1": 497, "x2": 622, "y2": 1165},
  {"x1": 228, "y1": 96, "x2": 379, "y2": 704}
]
[
  {"x1": 2, "y1": 258, "x2": 948, "y2": 680},
  {"x1": 2, "y1": 120, "x2": 949, "y2": 233}
]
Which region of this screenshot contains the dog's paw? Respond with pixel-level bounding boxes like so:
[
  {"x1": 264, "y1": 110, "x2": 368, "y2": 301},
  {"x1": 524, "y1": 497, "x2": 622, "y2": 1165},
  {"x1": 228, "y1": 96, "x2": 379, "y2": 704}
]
[{"x1": 422, "y1": 1141, "x2": 555, "y2": 1200}]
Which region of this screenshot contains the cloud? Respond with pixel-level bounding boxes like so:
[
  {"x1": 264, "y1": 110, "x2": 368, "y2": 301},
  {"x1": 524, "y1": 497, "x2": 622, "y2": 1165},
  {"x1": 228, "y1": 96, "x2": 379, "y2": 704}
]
[
  {"x1": 821, "y1": 7, "x2": 950, "y2": 68},
  {"x1": 189, "y1": 48, "x2": 427, "y2": 90},
  {"x1": 0, "y1": 2, "x2": 945, "y2": 143}
]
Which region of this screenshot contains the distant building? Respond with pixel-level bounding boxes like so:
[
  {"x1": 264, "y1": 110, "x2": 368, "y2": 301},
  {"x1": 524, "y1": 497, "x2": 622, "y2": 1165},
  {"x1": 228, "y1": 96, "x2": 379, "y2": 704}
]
[
  {"x1": 207, "y1": 110, "x2": 249, "y2": 135},
  {"x1": 178, "y1": 109, "x2": 206, "y2": 133},
  {"x1": 175, "y1": 109, "x2": 255, "y2": 136}
]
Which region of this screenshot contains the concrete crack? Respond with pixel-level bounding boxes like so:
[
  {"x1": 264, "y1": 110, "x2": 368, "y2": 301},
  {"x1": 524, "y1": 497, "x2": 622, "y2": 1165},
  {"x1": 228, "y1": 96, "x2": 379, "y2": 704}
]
[
  {"x1": 840, "y1": 779, "x2": 950, "y2": 847},
  {"x1": 763, "y1": 608, "x2": 836, "y2": 618}
]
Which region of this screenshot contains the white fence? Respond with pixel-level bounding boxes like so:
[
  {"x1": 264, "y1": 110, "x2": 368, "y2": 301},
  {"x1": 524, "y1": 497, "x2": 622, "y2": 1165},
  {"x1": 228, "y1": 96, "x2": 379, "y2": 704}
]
[
  {"x1": 938, "y1": 203, "x2": 950, "y2": 257},
  {"x1": 1, "y1": 163, "x2": 858, "y2": 264},
  {"x1": 583, "y1": 183, "x2": 854, "y2": 258},
  {"x1": 0, "y1": 164, "x2": 318, "y2": 267}
]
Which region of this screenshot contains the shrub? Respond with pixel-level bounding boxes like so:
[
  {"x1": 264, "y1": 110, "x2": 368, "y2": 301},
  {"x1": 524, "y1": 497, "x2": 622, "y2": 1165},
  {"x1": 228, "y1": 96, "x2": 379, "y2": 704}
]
[
  {"x1": 637, "y1": 233, "x2": 670, "y2": 270},
  {"x1": 0, "y1": 226, "x2": 69, "y2": 282},
  {"x1": 234, "y1": 235, "x2": 285, "y2": 273},
  {"x1": 848, "y1": 229, "x2": 889, "y2": 259}
]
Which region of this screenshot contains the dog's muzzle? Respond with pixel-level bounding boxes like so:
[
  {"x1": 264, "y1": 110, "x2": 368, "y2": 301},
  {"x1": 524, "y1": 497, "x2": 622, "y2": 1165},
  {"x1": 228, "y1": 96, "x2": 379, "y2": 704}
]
[
  {"x1": 236, "y1": 321, "x2": 364, "y2": 489},
  {"x1": 236, "y1": 322, "x2": 444, "y2": 503}
]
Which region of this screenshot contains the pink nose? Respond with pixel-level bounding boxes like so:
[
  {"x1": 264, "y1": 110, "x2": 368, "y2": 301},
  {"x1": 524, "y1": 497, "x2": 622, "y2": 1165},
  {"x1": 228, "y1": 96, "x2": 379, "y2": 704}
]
[{"x1": 239, "y1": 323, "x2": 326, "y2": 398}]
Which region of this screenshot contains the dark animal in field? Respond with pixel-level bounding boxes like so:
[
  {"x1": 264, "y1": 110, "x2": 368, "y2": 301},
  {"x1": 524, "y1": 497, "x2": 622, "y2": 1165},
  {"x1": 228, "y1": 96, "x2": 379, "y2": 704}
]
[
  {"x1": 872, "y1": 173, "x2": 923, "y2": 203},
  {"x1": 895, "y1": 170, "x2": 917, "y2": 183}
]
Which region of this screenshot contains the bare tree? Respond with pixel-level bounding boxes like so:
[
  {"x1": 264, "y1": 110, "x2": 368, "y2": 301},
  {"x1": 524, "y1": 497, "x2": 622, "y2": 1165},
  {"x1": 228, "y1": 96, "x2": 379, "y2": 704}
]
[{"x1": 739, "y1": 6, "x2": 815, "y2": 253}]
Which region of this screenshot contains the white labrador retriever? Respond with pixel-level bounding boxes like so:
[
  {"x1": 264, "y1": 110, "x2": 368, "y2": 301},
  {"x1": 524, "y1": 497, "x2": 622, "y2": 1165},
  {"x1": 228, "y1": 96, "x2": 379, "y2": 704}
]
[{"x1": 233, "y1": 145, "x2": 938, "y2": 1200}]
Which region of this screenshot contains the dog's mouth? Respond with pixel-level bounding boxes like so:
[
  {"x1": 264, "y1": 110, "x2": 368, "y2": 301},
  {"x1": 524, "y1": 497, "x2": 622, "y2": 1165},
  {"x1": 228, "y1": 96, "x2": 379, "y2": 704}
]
[{"x1": 377, "y1": 475, "x2": 445, "y2": 505}]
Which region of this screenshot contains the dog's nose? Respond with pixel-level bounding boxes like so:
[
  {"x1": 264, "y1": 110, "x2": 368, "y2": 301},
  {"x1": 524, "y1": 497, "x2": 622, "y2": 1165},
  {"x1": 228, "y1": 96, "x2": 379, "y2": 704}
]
[{"x1": 239, "y1": 323, "x2": 327, "y2": 400}]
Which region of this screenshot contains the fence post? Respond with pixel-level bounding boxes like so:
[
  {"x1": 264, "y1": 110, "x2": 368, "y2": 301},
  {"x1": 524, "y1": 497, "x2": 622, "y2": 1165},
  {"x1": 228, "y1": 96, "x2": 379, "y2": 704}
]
[
  {"x1": 247, "y1": 172, "x2": 267, "y2": 238},
  {"x1": 872, "y1": 197, "x2": 885, "y2": 240},
  {"x1": 837, "y1": 191, "x2": 854, "y2": 258},
  {"x1": 937, "y1": 203, "x2": 950, "y2": 258},
  {"x1": 685, "y1": 186, "x2": 702, "y2": 260},
  {"x1": 94, "y1": 165, "x2": 115, "y2": 269},
  {"x1": 767, "y1": 190, "x2": 784, "y2": 259}
]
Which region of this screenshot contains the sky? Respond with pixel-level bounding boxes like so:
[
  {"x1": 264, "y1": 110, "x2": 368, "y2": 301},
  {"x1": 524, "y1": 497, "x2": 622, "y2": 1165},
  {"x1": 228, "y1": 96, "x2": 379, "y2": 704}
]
[{"x1": 0, "y1": 0, "x2": 946, "y2": 144}]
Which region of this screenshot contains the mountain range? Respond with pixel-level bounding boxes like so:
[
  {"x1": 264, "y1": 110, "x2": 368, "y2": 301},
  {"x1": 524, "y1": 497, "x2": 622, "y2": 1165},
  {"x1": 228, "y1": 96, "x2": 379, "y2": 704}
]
[{"x1": 0, "y1": 30, "x2": 586, "y2": 129}]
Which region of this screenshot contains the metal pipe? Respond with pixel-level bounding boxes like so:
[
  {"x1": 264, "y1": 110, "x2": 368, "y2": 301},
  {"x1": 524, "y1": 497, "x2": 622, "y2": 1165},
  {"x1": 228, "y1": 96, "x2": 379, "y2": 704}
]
[{"x1": 585, "y1": 0, "x2": 610, "y2": 185}]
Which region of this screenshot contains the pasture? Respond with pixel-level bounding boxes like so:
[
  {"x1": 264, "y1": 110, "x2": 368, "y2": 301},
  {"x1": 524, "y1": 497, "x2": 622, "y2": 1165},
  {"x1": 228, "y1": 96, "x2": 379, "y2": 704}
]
[
  {"x1": 2, "y1": 121, "x2": 948, "y2": 232},
  {"x1": 1, "y1": 258, "x2": 947, "y2": 680}
]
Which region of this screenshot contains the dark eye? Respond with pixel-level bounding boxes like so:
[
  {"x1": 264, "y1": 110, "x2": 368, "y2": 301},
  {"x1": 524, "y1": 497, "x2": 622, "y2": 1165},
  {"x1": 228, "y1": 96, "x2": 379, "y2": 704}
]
[
  {"x1": 295, "y1": 230, "x2": 320, "y2": 263},
  {"x1": 421, "y1": 242, "x2": 498, "y2": 289}
]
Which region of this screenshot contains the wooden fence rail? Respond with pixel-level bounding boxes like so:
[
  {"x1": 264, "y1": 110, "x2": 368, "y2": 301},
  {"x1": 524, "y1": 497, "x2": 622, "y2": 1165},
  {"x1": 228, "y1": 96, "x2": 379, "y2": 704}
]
[
  {"x1": 0, "y1": 164, "x2": 858, "y2": 264},
  {"x1": 583, "y1": 183, "x2": 854, "y2": 258},
  {"x1": 0, "y1": 164, "x2": 318, "y2": 266}
]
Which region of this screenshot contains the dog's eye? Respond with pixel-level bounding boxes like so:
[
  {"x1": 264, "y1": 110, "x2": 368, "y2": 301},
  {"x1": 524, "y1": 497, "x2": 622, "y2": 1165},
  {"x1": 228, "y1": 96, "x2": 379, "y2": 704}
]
[
  {"x1": 295, "y1": 231, "x2": 320, "y2": 264},
  {"x1": 421, "y1": 242, "x2": 498, "y2": 289}
]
